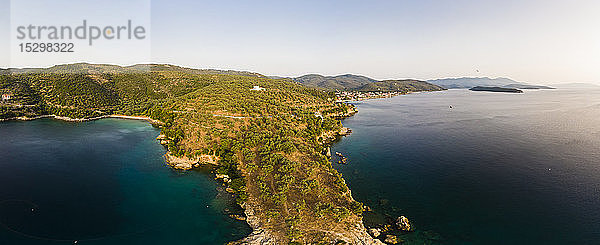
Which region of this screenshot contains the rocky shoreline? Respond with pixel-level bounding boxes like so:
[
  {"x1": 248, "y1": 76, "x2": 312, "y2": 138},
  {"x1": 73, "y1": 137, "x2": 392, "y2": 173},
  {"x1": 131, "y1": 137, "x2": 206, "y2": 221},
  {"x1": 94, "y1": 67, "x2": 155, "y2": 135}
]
[
  {"x1": 163, "y1": 152, "x2": 219, "y2": 170},
  {"x1": 322, "y1": 102, "x2": 418, "y2": 245}
]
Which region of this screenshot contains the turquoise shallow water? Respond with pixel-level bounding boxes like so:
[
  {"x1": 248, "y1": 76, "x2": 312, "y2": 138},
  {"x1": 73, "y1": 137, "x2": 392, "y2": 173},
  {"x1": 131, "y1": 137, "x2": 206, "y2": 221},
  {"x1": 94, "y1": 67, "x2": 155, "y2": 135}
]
[
  {"x1": 0, "y1": 118, "x2": 251, "y2": 244},
  {"x1": 333, "y1": 88, "x2": 600, "y2": 245}
]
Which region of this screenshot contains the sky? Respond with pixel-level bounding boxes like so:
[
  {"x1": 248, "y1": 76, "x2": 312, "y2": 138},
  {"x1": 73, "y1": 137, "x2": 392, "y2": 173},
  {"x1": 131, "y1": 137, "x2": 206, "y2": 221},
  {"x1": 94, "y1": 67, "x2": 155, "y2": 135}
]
[{"x1": 1, "y1": 0, "x2": 599, "y2": 84}]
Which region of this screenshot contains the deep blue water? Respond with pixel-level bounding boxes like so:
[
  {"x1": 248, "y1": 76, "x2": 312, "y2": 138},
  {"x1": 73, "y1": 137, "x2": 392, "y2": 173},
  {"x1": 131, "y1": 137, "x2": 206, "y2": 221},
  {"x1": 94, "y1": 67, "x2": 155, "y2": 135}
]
[
  {"x1": 0, "y1": 118, "x2": 250, "y2": 244},
  {"x1": 333, "y1": 88, "x2": 600, "y2": 245}
]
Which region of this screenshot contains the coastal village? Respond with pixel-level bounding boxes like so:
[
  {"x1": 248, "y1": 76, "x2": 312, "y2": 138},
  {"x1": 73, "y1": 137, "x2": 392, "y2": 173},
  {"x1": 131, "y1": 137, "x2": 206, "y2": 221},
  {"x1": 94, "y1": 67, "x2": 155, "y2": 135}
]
[{"x1": 335, "y1": 91, "x2": 409, "y2": 102}]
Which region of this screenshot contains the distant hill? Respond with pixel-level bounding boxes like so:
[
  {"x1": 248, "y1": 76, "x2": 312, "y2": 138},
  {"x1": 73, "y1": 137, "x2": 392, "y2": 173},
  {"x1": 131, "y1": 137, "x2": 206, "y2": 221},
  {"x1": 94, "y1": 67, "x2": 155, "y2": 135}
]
[
  {"x1": 428, "y1": 77, "x2": 523, "y2": 89},
  {"x1": 267, "y1": 75, "x2": 288, "y2": 80},
  {"x1": 9, "y1": 63, "x2": 133, "y2": 74},
  {"x1": 357, "y1": 80, "x2": 444, "y2": 92},
  {"x1": 293, "y1": 74, "x2": 444, "y2": 92},
  {"x1": 130, "y1": 64, "x2": 266, "y2": 77},
  {"x1": 293, "y1": 74, "x2": 378, "y2": 90},
  {"x1": 7, "y1": 63, "x2": 265, "y2": 78}
]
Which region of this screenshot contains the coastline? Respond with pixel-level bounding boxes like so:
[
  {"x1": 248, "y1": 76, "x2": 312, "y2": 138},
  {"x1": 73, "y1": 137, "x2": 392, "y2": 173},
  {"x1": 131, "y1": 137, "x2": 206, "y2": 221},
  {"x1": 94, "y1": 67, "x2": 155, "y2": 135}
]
[
  {"x1": 0, "y1": 114, "x2": 163, "y2": 125},
  {"x1": 0, "y1": 62, "x2": 440, "y2": 244},
  {"x1": 336, "y1": 90, "x2": 442, "y2": 103},
  {"x1": 327, "y1": 93, "x2": 429, "y2": 244},
  {"x1": 0, "y1": 96, "x2": 393, "y2": 244},
  {"x1": 335, "y1": 90, "x2": 443, "y2": 102}
]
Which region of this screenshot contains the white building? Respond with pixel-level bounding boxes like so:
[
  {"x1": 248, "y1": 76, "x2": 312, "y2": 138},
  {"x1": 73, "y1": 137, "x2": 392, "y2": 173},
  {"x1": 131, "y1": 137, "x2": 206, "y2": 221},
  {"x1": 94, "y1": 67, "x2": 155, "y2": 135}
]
[{"x1": 250, "y1": 86, "x2": 265, "y2": 91}]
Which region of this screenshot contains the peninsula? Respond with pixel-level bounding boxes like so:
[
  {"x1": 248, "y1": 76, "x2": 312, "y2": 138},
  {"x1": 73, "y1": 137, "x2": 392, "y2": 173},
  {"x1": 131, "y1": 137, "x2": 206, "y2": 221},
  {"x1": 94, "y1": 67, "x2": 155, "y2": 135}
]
[{"x1": 0, "y1": 63, "x2": 443, "y2": 244}]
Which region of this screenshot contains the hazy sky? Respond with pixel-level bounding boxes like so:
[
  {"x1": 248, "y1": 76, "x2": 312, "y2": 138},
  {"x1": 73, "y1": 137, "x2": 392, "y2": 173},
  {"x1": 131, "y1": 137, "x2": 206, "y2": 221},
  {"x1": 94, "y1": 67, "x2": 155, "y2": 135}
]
[{"x1": 1, "y1": 0, "x2": 599, "y2": 84}]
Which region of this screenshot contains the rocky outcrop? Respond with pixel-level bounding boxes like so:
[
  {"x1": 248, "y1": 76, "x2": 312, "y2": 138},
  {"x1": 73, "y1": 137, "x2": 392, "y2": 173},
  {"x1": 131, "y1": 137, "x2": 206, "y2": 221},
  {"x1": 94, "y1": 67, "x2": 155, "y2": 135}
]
[
  {"x1": 384, "y1": 235, "x2": 398, "y2": 244},
  {"x1": 156, "y1": 134, "x2": 170, "y2": 145},
  {"x1": 164, "y1": 153, "x2": 218, "y2": 170},
  {"x1": 318, "y1": 126, "x2": 353, "y2": 145},
  {"x1": 396, "y1": 216, "x2": 412, "y2": 232},
  {"x1": 338, "y1": 127, "x2": 352, "y2": 136},
  {"x1": 368, "y1": 228, "x2": 381, "y2": 238},
  {"x1": 164, "y1": 153, "x2": 196, "y2": 170},
  {"x1": 318, "y1": 221, "x2": 387, "y2": 245},
  {"x1": 216, "y1": 174, "x2": 231, "y2": 183},
  {"x1": 335, "y1": 151, "x2": 348, "y2": 164},
  {"x1": 198, "y1": 154, "x2": 219, "y2": 165},
  {"x1": 229, "y1": 204, "x2": 278, "y2": 245}
]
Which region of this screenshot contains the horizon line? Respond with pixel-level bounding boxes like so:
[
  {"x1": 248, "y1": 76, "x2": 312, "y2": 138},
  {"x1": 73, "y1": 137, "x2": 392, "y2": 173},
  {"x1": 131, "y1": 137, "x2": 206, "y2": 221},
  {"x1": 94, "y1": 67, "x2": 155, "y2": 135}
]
[{"x1": 1, "y1": 62, "x2": 584, "y2": 85}]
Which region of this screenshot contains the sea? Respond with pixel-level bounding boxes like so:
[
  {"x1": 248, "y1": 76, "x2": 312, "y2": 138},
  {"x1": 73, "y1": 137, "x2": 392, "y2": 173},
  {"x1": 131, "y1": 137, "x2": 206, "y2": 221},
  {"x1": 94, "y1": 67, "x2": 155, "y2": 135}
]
[
  {"x1": 1, "y1": 87, "x2": 600, "y2": 244},
  {"x1": 0, "y1": 118, "x2": 251, "y2": 244},
  {"x1": 332, "y1": 87, "x2": 600, "y2": 244}
]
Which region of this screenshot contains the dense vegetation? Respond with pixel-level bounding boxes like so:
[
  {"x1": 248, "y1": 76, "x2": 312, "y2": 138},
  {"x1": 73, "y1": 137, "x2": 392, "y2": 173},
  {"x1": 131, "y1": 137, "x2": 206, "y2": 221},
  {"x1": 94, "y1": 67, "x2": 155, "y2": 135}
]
[
  {"x1": 1, "y1": 64, "x2": 444, "y2": 243},
  {"x1": 1, "y1": 64, "x2": 366, "y2": 243},
  {"x1": 294, "y1": 74, "x2": 378, "y2": 91},
  {"x1": 357, "y1": 80, "x2": 444, "y2": 92}
]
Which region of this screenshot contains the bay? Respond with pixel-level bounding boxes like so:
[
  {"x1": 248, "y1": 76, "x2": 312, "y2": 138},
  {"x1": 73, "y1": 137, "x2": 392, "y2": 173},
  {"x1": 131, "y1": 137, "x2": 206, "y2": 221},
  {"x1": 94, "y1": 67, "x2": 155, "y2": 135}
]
[{"x1": 0, "y1": 118, "x2": 251, "y2": 244}]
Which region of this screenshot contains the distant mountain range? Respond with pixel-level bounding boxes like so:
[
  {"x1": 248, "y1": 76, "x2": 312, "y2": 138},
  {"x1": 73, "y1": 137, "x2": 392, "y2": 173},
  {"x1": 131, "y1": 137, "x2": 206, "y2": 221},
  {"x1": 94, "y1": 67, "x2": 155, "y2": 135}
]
[
  {"x1": 5, "y1": 63, "x2": 265, "y2": 78},
  {"x1": 292, "y1": 74, "x2": 444, "y2": 92},
  {"x1": 427, "y1": 77, "x2": 554, "y2": 89}
]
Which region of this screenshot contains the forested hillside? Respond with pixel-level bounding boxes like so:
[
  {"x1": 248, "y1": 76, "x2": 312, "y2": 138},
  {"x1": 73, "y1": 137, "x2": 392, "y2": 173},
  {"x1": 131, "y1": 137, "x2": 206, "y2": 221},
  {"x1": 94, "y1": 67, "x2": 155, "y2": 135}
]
[
  {"x1": 294, "y1": 74, "x2": 377, "y2": 90},
  {"x1": 293, "y1": 73, "x2": 444, "y2": 92},
  {"x1": 0, "y1": 64, "x2": 375, "y2": 244},
  {"x1": 1, "y1": 64, "x2": 447, "y2": 243},
  {"x1": 357, "y1": 80, "x2": 444, "y2": 92}
]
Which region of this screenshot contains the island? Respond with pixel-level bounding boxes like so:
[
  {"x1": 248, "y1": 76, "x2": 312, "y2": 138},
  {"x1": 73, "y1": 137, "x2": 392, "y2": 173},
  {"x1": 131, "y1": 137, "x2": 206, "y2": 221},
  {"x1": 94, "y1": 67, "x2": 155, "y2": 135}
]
[
  {"x1": 469, "y1": 86, "x2": 524, "y2": 93},
  {"x1": 0, "y1": 63, "x2": 443, "y2": 244}
]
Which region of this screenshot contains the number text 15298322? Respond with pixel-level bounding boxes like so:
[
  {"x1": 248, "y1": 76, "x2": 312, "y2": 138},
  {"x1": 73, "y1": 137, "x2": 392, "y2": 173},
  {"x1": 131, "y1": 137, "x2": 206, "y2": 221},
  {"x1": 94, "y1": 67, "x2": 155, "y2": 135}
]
[{"x1": 19, "y1": 43, "x2": 74, "y2": 52}]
